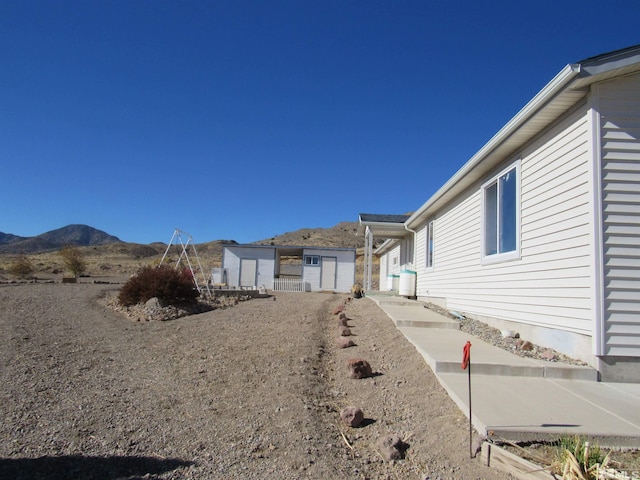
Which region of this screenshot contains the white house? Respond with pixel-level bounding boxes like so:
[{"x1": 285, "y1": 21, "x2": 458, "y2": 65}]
[
  {"x1": 360, "y1": 45, "x2": 640, "y2": 382},
  {"x1": 221, "y1": 244, "x2": 356, "y2": 293}
]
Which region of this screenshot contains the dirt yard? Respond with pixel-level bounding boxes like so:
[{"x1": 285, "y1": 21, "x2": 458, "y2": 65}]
[{"x1": 0, "y1": 282, "x2": 513, "y2": 479}]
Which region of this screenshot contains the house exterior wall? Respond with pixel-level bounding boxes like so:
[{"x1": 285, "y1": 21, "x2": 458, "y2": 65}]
[
  {"x1": 597, "y1": 72, "x2": 640, "y2": 361},
  {"x1": 302, "y1": 248, "x2": 356, "y2": 293},
  {"x1": 222, "y1": 246, "x2": 276, "y2": 289},
  {"x1": 388, "y1": 244, "x2": 402, "y2": 275},
  {"x1": 379, "y1": 255, "x2": 389, "y2": 289},
  {"x1": 373, "y1": 60, "x2": 640, "y2": 379},
  {"x1": 378, "y1": 243, "x2": 403, "y2": 290},
  {"x1": 223, "y1": 246, "x2": 356, "y2": 293},
  {"x1": 400, "y1": 237, "x2": 414, "y2": 269},
  {"x1": 413, "y1": 105, "x2": 597, "y2": 364}
]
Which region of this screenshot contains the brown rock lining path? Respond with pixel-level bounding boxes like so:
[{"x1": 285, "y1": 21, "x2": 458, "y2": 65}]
[{"x1": 0, "y1": 283, "x2": 511, "y2": 479}]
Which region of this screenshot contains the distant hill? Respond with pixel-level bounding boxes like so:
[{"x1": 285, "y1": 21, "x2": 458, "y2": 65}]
[
  {"x1": 0, "y1": 225, "x2": 122, "y2": 254},
  {"x1": 0, "y1": 232, "x2": 27, "y2": 245},
  {"x1": 0, "y1": 222, "x2": 377, "y2": 277},
  {"x1": 0, "y1": 221, "x2": 369, "y2": 257},
  {"x1": 253, "y1": 221, "x2": 364, "y2": 249}
]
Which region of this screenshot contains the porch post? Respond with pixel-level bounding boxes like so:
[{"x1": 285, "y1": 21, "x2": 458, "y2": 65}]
[{"x1": 364, "y1": 226, "x2": 373, "y2": 291}]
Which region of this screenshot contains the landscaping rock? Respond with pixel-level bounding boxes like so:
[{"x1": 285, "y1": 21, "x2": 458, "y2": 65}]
[
  {"x1": 519, "y1": 340, "x2": 534, "y2": 351},
  {"x1": 338, "y1": 326, "x2": 351, "y2": 336},
  {"x1": 340, "y1": 406, "x2": 364, "y2": 427},
  {"x1": 540, "y1": 349, "x2": 557, "y2": 361},
  {"x1": 336, "y1": 336, "x2": 355, "y2": 348},
  {"x1": 347, "y1": 358, "x2": 372, "y2": 379},
  {"x1": 376, "y1": 434, "x2": 407, "y2": 461},
  {"x1": 146, "y1": 297, "x2": 163, "y2": 309}
]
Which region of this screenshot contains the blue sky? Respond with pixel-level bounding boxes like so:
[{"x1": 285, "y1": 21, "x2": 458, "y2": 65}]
[{"x1": 2, "y1": 1, "x2": 639, "y2": 244}]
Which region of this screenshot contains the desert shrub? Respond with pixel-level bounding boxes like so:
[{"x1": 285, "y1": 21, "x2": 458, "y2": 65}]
[
  {"x1": 58, "y1": 245, "x2": 87, "y2": 278},
  {"x1": 8, "y1": 255, "x2": 34, "y2": 279},
  {"x1": 118, "y1": 265, "x2": 199, "y2": 307}
]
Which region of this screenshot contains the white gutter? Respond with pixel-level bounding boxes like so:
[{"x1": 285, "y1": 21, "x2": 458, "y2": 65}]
[{"x1": 406, "y1": 63, "x2": 582, "y2": 229}]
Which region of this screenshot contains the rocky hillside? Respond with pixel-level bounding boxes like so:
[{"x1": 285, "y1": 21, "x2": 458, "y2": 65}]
[
  {"x1": 253, "y1": 221, "x2": 364, "y2": 249},
  {"x1": 0, "y1": 225, "x2": 122, "y2": 254},
  {"x1": 1, "y1": 222, "x2": 366, "y2": 256},
  {"x1": 0, "y1": 232, "x2": 27, "y2": 245}
]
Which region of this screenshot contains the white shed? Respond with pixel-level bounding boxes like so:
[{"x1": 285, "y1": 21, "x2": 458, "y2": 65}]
[
  {"x1": 222, "y1": 244, "x2": 356, "y2": 293},
  {"x1": 359, "y1": 45, "x2": 640, "y2": 382}
]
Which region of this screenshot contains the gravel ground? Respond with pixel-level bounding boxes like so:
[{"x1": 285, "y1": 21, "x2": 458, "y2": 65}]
[
  {"x1": 0, "y1": 282, "x2": 514, "y2": 480},
  {"x1": 424, "y1": 303, "x2": 587, "y2": 366}
]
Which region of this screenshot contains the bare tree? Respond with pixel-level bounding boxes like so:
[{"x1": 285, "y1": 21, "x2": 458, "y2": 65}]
[{"x1": 58, "y1": 245, "x2": 87, "y2": 278}]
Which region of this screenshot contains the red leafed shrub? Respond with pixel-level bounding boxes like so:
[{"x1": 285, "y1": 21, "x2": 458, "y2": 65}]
[{"x1": 118, "y1": 265, "x2": 199, "y2": 307}]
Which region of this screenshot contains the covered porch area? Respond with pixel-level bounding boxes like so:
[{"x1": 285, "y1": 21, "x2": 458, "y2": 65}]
[{"x1": 357, "y1": 213, "x2": 411, "y2": 292}]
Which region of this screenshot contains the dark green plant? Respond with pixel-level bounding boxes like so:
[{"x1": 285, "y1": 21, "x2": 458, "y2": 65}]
[
  {"x1": 553, "y1": 435, "x2": 610, "y2": 479},
  {"x1": 118, "y1": 265, "x2": 199, "y2": 307}
]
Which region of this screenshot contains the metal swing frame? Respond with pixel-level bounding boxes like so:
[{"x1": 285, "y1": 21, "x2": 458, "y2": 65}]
[{"x1": 159, "y1": 228, "x2": 212, "y2": 297}]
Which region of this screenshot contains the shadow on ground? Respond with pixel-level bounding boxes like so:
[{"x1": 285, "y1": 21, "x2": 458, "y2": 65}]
[{"x1": 0, "y1": 455, "x2": 193, "y2": 479}]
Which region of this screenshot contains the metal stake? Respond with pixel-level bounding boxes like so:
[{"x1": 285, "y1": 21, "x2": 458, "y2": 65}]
[{"x1": 461, "y1": 341, "x2": 473, "y2": 458}]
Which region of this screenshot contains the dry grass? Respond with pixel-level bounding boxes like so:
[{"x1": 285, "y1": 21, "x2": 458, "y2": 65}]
[
  {"x1": 0, "y1": 242, "x2": 379, "y2": 286},
  {"x1": 1, "y1": 220, "x2": 384, "y2": 283}
]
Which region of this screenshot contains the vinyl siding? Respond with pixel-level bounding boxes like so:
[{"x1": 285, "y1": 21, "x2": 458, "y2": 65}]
[
  {"x1": 224, "y1": 246, "x2": 355, "y2": 293},
  {"x1": 223, "y1": 246, "x2": 276, "y2": 289},
  {"x1": 379, "y1": 243, "x2": 405, "y2": 289},
  {"x1": 416, "y1": 106, "x2": 594, "y2": 335},
  {"x1": 416, "y1": 224, "x2": 426, "y2": 269},
  {"x1": 388, "y1": 244, "x2": 402, "y2": 275},
  {"x1": 302, "y1": 248, "x2": 355, "y2": 293},
  {"x1": 598, "y1": 72, "x2": 640, "y2": 356},
  {"x1": 379, "y1": 255, "x2": 389, "y2": 289}
]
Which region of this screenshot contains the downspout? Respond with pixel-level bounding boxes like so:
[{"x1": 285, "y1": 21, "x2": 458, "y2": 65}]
[
  {"x1": 404, "y1": 224, "x2": 418, "y2": 270},
  {"x1": 404, "y1": 224, "x2": 418, "y2": 299}
]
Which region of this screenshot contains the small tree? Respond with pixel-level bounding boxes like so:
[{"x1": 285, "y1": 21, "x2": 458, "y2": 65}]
[
  {"x1": 8, "y1": 255, "x2": 34, "y2": 279},
  {"x1": 58, "y1": 244, "x2": 87, "y2": 278}
]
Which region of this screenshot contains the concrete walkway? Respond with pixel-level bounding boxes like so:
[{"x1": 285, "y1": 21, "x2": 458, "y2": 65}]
[{"x1": 366, "y1": 294, "x2": 640, "y2": 448}]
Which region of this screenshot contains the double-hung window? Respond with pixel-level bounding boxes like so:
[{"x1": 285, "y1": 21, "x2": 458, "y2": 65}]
[{"x1": 482, "y1": 161, "x2": 520, "y2": 263}]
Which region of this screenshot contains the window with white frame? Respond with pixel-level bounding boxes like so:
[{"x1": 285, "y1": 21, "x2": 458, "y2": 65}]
[
  {"x1": 304, "y1": 255, "x2": 320, "y2": 266},
  {"x1": 482, "y1": 161, "x2": 520, "y2": 262},
  {"x1": 426, "y1": 221, "x2": 434, "y2": 269}
]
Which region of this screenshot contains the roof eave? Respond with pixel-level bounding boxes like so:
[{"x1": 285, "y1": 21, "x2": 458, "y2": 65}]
[
  {"x1": 357, "y1": 214, "x2": 411, "y2": 238},
  {"x1": 406, "y1": 63, "x2": 582, "y2": 229}
]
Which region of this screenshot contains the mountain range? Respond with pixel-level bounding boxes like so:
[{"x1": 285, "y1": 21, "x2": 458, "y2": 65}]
[
  {"x1": 0, "y1": 222, "x2": 366, "y2": 255},
  {"x1": 0, "y1": 225, "x2": 122, "y2": 254}
]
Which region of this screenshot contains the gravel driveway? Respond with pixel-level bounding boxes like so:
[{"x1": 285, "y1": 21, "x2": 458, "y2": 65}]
[{"x1": 0, "y1": 283, "x2": 511, "y2": 479}]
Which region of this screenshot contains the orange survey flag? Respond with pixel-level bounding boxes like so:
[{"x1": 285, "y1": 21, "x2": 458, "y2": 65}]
[{"x1": 461, "y1": 341, "x2": 472, "y2": 370}]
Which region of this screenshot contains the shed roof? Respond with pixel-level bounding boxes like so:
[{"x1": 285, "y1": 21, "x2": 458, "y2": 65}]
[{"x1": 223, "y1": 243, "x2": 356, "y2": 257}]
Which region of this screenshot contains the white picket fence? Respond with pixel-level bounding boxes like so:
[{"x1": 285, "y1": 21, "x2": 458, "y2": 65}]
[{"x1": 273, "y1": 277, "x2": 308, "y2": 292}]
